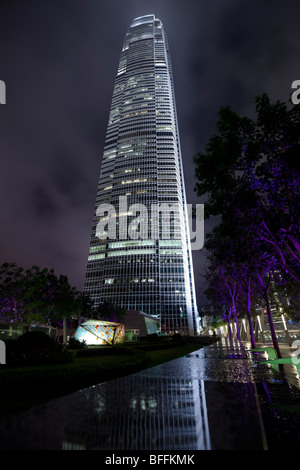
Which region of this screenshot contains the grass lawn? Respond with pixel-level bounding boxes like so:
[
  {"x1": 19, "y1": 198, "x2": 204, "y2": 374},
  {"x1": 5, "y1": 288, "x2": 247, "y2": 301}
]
[{"x1": 0, "y1": 339, "x2": 209, "y2": 417}]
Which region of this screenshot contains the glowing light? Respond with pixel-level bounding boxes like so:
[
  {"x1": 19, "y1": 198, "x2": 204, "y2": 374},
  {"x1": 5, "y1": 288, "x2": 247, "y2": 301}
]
[
  {"x1": 257, "y1": 315, "x2": 262, "y2": 332},
  {"x1": 281, "y1": 314, "x2": 287, "y2": 329},
  {"x1": 73, "y1": 320, "x2": 124, "y2": 346}
]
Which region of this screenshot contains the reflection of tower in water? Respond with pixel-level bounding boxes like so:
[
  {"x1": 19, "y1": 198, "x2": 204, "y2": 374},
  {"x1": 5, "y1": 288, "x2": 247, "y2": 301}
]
[{"x1": 62, "y1": 375, "x2": 211, "y2": 450}]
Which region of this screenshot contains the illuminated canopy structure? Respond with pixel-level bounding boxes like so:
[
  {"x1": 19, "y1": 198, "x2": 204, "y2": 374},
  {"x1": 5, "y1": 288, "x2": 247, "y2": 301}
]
[{"x1": 73, "y1": 320, "x2": 124, "y2": 346}]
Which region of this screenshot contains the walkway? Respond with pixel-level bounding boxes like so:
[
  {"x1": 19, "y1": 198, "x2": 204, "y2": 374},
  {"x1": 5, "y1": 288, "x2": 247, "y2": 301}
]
[{"x1": 0, "y1": 339, "x2": 299, "y2": 450}]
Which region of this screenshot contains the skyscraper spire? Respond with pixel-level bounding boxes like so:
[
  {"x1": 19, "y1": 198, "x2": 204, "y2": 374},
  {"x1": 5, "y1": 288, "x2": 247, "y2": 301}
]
[{"x1": 84, "y1": 15, "x2": 201, "y2": 335}]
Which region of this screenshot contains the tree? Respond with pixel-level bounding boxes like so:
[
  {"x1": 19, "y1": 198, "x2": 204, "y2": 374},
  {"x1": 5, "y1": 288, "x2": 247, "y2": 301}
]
[
  {"x1": 92, "y1": 300, "x2": 126, "y2": 324},
  {"x1": 204, "y1": 221, "x2": 251, "y2": 343},
  {"x1": 194, "y1": 94, "x2": 300, "y2": 356},
  {"x1": 194, "y1": 94, "x2": 300, "y2": 283},
  {"x1": 0, "y1": 263, "x2": 84, "y2": 327},
  {"x1": 0, "y1": 263, "x2": 26, "y2": 322},
  {"x1": 20, "y1": 266, "x2": 83, "y2": 326},
  {"x1": 251, "y1": 95, "x2": 300, "y2": 282}
]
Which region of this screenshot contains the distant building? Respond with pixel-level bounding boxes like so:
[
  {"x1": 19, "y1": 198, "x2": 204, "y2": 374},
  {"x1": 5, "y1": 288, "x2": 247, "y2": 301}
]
[
  {"x1": 0, "y1": 321, "x2": 56, "y2": 341},
  {"x1": 124, "y1": 310, "x2": 160, "y2": 338}
]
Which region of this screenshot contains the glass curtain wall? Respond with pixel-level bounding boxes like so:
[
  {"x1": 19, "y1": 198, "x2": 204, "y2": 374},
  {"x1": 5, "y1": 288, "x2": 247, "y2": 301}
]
[{"x1": 84, "y1": 15, "x2": 200, "y2": 335}]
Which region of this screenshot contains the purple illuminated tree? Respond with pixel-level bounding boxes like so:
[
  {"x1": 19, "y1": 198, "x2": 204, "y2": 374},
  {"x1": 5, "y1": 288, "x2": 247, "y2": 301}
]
[
  {"x1": 204, "y1": 262, "x2": 243, "y2": 342},
  {"x1": 194, "y1": 94, "x2": 300, "y2": 283},
  {"x1": 204, "y1": 223, "x2": 260, "y2": 348},
  {"x1": 194, "y1": 94, "x2": 299, "y2": 357},
  {"x1": 204, "y1": 217, "x2": 282, "y2": 355},
  {"x1": 251, "y1": 95, "x2": 300, "y2": 282},
  {"x1": 0, "y1": 262, "x2": 26, "y2": 322}
]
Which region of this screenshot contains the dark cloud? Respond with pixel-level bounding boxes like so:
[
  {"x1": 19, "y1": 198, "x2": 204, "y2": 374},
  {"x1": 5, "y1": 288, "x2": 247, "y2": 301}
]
[
  {"x1": 33, "y1": 184, "x2": 58, "y2": 218},
  {"x1": 0, "y1": 0, "x2": 299, "y2": 309}
]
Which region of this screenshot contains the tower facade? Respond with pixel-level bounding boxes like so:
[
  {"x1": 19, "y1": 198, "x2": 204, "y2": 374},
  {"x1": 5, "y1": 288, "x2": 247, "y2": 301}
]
[{"x1": 84, "y1": 15, "x2": 200, "y2": 335}]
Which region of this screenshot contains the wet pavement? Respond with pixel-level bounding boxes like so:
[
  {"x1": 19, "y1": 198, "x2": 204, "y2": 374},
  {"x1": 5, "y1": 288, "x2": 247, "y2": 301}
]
[{"x1": 0, "y1": 338, "x2": 299, "y2": 450}]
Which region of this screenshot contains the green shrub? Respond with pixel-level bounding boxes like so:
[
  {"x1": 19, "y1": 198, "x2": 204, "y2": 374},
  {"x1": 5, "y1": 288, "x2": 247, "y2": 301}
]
[
  {"x1": 76, "y1": 346, "x2": 135, "y2": 357},
  {"x1": 17, "y1": 330, "x2": 55, "y2": 352},
  {"x1": 144, "y1": 333, "x2": 160, "y2": 342},
  {"x1": 67, "y1": 337, "x2": 87, "y2": 350},
  {"x1": 5, "y1": 331, "x2": 73, "y2": 365},
  {"x1": 4, "y1": 339, "x2": 20, "y2": 365},
  {"x1": 170, "y1": 333, "x2": 186, "y2": 344}
]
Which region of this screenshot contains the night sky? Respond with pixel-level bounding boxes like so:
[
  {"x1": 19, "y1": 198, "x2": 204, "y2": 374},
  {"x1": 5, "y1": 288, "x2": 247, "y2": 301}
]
[{"x1": 0, "y1": 0, "x2": 299, "y2": 309}]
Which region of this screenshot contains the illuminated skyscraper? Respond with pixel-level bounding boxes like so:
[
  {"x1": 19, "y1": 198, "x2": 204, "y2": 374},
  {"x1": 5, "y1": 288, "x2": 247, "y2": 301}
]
[{"x1": 84, "y1": 15, "x2": 200, "y2": 335}]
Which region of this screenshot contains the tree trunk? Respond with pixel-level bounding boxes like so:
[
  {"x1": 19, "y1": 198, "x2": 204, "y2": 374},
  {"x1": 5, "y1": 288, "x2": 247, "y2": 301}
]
[
  {"x1": 263, "y1": 288, "x2": 281, "y2": 358},
  {"x1": 63, "y1": 317, "x2": 67, "y2": 344},
  {"x1": 227, "y1": 316, "x2": 232, "y2": 339},
  {"x1": 256, "y1": 272, "x2": 281, "y2": 358},
  {"x1": 230, "y1": 290, "x2": 241, "y2": 342},
  {"x1": 232, "y1": 305, "x2": 241, "y2": 342},
  {"x1": 247, "y1": 283, "x2": 256, "y2": 348}
]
